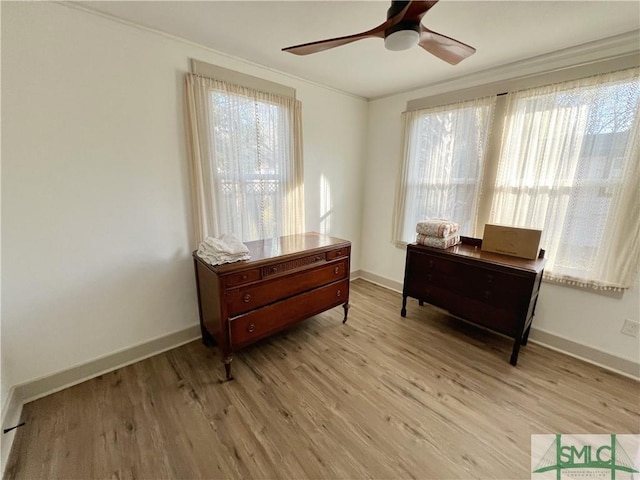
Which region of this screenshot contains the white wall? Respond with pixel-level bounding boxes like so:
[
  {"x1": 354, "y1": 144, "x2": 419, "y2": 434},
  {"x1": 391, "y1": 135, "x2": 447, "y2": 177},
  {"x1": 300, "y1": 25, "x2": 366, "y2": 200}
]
[
  {"x1": 362, "y1": 57, "x2": 640, "y2": 366},
  {"x1": 1, "y1": 2, "x2": 368, "y2": 390}
]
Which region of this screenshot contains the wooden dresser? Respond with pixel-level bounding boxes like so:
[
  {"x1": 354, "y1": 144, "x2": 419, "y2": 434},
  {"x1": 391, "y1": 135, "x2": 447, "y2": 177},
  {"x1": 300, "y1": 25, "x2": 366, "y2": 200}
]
[
  {"x1": 193, "y1": 232, "x2": 351, "y2": 380},
  {"x1": 401, "y1": 237, "x2": 546, "y2": 365}
]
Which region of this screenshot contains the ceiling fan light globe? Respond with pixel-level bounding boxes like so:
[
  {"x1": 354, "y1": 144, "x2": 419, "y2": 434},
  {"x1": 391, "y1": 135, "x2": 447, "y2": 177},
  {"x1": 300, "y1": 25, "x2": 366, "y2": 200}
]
[{"x1": 384, "y1": 29, "x2": 420, "y2": 51}]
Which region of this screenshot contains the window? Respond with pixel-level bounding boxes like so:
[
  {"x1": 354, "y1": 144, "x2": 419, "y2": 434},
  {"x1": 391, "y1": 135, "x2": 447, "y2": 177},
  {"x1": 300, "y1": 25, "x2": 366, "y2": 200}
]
[
  {"x1": 395, "y1": 67, "x2": 640, "y2": 291},
  {"x1": 185, "y1": 72, "x2": 304, "y2": 243},
  {"x1": 392, "y1": 97, "x2": 496, "y2": 242}
]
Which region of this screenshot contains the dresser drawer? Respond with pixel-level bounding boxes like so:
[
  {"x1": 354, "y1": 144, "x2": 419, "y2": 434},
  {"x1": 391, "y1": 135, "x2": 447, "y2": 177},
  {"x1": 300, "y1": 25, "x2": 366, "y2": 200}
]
[
  {"x1": 326, "y1": 246, "x2": 350, "y2": 261},
  {"x1": 406, "y1": 251, "x2": 457, "y2": 277},
  {"x1": 224, "y1": 268, "x2": 261, "y2": 287},
  {"x1": 408, "y1": 282, "x2": 460, "y2": 312},
  {"x1": 261, "y1": 252, "x2": 327, "y2": 278},
  {"x1": 456, "y1": 266, "x2": 533, "y2": 310},
  {"x1": 229, "y1": 279, "x2": 349, "y2": 348},
  {"x1": 226, "y1": 260, "x2": 348, "y2": 316},
  {"x1": 448, "y1": 296, "x2": 519, "y2": 337}
]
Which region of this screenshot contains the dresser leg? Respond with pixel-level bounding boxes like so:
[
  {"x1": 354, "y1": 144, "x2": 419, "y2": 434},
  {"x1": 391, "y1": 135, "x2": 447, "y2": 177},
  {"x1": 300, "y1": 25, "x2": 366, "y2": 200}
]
[
  {"x1": 401, "y1": 296, "x2": 407, "y2": 317},
  {"x1": 522, "y1": 325, "x2": 532, "y2": 345},
  {"x1": 510, "y1": 340, "x2": 521, "y2": 366},
  {"x1": 342, "y1": 303, "x2": 350, "y2": 323},
  {"x1": 223, "y1": 356, "x2": 234, "y2": 381},
  {"x1": 201, "y1": 324, "x2": 215, "y2": 347}
]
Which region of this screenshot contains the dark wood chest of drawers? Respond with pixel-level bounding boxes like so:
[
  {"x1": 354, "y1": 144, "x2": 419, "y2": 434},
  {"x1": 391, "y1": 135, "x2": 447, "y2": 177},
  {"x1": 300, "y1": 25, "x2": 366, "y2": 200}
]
[
  {"x1": 401, "y1": 237, "x2": 546, "y2": 365},
  {"x1": 193, "y1": 232, "x2": 351, "y2": 379}
]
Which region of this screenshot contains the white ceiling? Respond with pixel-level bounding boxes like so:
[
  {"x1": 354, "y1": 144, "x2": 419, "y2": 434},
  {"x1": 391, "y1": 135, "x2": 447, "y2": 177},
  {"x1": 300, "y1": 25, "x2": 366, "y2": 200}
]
[{"x1": 75, "y1": 1, "x2": 640, "y2": 99}]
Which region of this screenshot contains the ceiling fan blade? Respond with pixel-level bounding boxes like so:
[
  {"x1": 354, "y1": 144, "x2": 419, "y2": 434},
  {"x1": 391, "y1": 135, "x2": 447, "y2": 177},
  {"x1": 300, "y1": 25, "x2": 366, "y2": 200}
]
[
  {"x1": 419, "y1": 26, "x2": 475, "y2": 65},
  {"x1": 283, "y1": 31, "x2": 379, "y2": 56},
  {"x1": 283, "y1": 0, "x2": 416, "y2": 55}
]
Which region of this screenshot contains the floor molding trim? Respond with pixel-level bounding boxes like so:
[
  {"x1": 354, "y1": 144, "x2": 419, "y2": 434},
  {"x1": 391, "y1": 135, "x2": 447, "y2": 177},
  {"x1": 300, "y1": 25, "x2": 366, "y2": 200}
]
[
  {"x1": 357, "y1": 271, "x2": 639, "y2": 381},
  {"x1": 358, "y1": 270, "x2": 403, "y2": 293},
  {"x1": 528, "y1": 329, "x2": 640, "y2": 380},
  {"x1": 2, "y1": 324, "x2": 201, "y2": 475},
  {"x1": 1, "y1": 387, "x2": 23, "y2": 478},
  {"x1": 15, "y1": 325, "x2": 202, "y2": 406}
]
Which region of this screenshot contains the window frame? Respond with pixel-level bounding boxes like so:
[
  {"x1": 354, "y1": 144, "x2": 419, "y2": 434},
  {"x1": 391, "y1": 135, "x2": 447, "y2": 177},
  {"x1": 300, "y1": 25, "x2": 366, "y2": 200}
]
[{"x1": 397, "y1": 56, "x2": 640, "y2": 292}]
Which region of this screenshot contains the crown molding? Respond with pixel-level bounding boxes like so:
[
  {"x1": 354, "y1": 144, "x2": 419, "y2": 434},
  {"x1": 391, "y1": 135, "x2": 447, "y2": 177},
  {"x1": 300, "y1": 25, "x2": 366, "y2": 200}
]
[{"x1": 374, "y1": 30, "x2": 640, "y2": 101}]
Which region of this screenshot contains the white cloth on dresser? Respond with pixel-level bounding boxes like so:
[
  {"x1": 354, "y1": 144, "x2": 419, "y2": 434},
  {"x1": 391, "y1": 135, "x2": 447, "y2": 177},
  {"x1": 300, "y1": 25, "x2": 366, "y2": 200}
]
[
  {"x1": 416, "y1": 219, "x2": 460, "y2": 238},
  {"x1": 416, "y1": 233, "x2": 461, "y2": 249},
  {"x1": 197, "y1": 233, "x2": 250, "y2": 265}
]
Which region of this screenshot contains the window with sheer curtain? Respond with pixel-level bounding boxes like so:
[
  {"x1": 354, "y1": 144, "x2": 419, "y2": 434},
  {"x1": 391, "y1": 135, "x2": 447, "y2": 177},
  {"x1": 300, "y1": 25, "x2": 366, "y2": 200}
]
[
  {"x1": 185, "y1": 73, "x2": 304, "y2": 244},
  {"x1": 394, "y1": 67, "x2": 640, "y2": 291},
  {"x1": 490, "y1": 69, "x2": 639, "y2": 291},
  {"x1": 392, "y1": 97, "x2": 496, "y2": 243}
]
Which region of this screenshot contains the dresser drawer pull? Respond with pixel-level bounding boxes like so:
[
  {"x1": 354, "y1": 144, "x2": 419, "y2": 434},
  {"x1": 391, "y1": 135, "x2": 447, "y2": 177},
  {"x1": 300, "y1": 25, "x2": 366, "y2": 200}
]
[
  {"x1": 426, "y1": 273, "x2": 433, "y2": 282},
  {"x1": 336, "y1": 250, "x2": 343, "y2": 256},
  {"x1": 270, "y1": 267, "x2": 278, "y2": 274},
  {"x1": 241, "y1": 274, "x2": 248, "y2": 281},
  {"x1": 334, "y1": 266, "x2": 340, "y2": 274},
  {"x1": 337, "y1": 290, "x2": 342, "y2": 297},
  {"x1": 243, "y1": 294, "x2": 252, "y2": 303},
  {"x1": 486, "y1": 274, "x2": 493, "y2": 283},
  {"x1": 247, "y1": 324, "x2": 255, "y2": 333},
  {"x1": 483, "y1": 290, "x2": 492, "y2": 300},
  {"x1": 428, "y1": 259, "x2": 434, "y2": 268},
  {"x1": 315, "y1": 255, "x2": 323, "y2": 261}
]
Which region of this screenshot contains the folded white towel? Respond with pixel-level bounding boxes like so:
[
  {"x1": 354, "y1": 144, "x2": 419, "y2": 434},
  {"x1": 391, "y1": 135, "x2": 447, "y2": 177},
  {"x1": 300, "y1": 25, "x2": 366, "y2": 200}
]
[
  {"x1": 197, "y1": 233, "x2": 250, "y2": 265},
  {"x1": 416, "y1": 219, "x2": 460, "y2": 238},
  {"x1": 416, "y1": 233, "x2": 460, "y2": 249}
]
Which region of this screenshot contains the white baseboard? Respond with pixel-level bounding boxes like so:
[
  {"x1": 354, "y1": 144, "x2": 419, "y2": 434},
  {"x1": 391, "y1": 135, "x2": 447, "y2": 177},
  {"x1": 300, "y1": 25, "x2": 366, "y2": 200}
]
[
  {"x1": 357, "y1": 271, "x2": 640, "y2": 380},
  {"x1": 528, "y1": 329, "x2": 639, "y2": 380},
  {"x1": 0, "y1": 324, "x2": 201, "y2": 477},
  {"x1": 16, "y1": 324, "x2": 202, "y2": 405},
  {"x1": 1, "y1": 387, "x2": 23, "y2": 479},
  {"x1": 357, "y1": 270, "x2": 403, "y2": 293}
]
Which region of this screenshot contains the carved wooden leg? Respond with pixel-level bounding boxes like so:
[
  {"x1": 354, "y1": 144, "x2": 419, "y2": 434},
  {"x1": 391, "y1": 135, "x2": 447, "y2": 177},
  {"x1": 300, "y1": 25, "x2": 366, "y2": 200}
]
[
  {"x1": 401, "y1": 295, "x2": 407, "y2": 317},
  {"x1": 418, "y1": 300, "x2": 424, "y2": 306},
  {"x1": 342, "y1": 303, "x2": 350, "y2": 323},
  {"x1": 522, "y1": 325, "x2": 532, "y2": 346},
  {"x1": 223, "y1": 356, "x2": 234, "y2": 381}
]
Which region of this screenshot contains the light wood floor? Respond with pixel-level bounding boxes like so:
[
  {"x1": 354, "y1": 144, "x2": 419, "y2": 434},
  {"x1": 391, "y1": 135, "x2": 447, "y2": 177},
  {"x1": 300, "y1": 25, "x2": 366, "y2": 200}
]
[{"x1": 5, "y1": 279, "x2": 639, "y2": 479}]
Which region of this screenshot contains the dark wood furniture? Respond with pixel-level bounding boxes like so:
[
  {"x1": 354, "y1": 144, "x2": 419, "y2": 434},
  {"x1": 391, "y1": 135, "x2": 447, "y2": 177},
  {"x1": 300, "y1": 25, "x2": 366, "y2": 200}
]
[
  {"x1": 401, "y1": 236, "x2": 546, "y2": 365},
  {"x1": 193, "y1": 232, "x2": 351, "y2": 380}
]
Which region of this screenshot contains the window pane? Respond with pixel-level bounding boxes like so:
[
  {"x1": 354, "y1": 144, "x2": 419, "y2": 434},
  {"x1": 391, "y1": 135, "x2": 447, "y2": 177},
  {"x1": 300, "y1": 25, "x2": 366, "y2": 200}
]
[
  {"x1": 397, "y1": 98, "x2": 495, "y2": 243},
  {"x1": 209, "y1": 90, "x2": 290, "y2": 241},
  {"x1": 491, "y1": 70, "x2": 640, "y2": 288}
]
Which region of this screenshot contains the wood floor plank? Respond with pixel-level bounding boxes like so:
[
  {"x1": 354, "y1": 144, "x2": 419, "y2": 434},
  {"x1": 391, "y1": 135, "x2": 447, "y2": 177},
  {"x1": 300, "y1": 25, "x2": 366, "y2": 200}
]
[{"x1": 5, "y1": 279, "x2": 639, "y2": 479}]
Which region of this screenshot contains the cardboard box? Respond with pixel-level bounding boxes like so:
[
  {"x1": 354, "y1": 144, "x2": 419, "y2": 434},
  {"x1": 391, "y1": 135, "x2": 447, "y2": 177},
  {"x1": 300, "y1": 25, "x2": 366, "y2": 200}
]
[{"x1": 481, "y1": 224, "x2": 542, "y2": 260}]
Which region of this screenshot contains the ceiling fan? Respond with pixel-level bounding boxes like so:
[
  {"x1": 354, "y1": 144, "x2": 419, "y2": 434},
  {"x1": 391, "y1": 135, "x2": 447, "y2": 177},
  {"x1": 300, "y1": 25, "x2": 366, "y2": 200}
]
[{"x1": 282, "y1": 1, "x2": 475, "y2": 65}]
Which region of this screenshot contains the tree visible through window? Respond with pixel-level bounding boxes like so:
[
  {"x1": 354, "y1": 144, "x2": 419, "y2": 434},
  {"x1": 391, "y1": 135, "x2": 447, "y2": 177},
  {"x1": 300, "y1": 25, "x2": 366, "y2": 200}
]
[
  {"x1": 395, "y1": 68, "x2": 640, "y2": 291},
  {"x1": 185, "y1": 73, "x2": 304, "y2": 243},
  {"x1": 393, "y1": 97, "x2": 496, "y2": 243},
  {"x1": 210, "y1": 90, "x2": 290, "y2": 241}
]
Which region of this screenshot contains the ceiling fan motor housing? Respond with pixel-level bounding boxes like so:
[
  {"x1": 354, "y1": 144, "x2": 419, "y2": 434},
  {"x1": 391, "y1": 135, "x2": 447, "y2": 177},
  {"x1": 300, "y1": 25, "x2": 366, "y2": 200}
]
[{"x1": 385, "y1": 20, "x2": 420, "y2": 38}]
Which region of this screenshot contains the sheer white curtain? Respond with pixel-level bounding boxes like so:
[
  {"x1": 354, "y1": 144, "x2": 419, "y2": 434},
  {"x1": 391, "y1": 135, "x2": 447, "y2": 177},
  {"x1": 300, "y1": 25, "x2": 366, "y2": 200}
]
[
  {"x1": 490, "y1": 68, "x2": 640, "y2": 291},
  {"x1": 392, "y1": 97, "x2": 496, "y2": 244},
  {"x1": 185, "y1": 73, "x2": 304, "y2": 244}
]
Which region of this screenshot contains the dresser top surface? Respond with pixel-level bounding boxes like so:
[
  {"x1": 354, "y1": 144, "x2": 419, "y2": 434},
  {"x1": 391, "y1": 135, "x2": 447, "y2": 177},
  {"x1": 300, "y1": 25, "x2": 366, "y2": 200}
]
[
  {"x1": 408, "y1": 238, "x2": 546, "y2": 274},
  {"x1": 194, "y1": 232, "x2": 350, "y2": 273}
]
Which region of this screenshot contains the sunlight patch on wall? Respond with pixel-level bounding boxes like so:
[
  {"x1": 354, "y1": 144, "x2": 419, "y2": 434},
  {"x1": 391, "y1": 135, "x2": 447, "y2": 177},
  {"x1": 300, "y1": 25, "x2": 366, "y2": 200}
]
[{"x1": 320, "y1": 174, "x2": 332, "y2": 235}]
